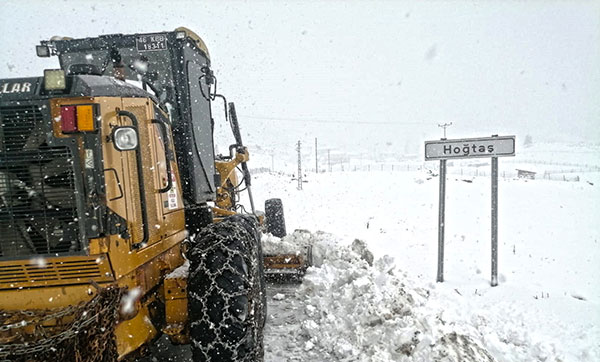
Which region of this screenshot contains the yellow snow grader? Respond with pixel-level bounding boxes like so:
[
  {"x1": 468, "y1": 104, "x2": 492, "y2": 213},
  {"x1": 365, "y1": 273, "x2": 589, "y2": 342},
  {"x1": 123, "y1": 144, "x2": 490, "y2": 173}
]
[{"x1": 0, "y1": 28, "x2": 305, "y2": 361}]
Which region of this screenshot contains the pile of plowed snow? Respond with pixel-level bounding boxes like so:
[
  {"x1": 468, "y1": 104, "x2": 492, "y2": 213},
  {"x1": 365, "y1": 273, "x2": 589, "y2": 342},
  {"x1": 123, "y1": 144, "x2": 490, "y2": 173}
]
[{"x1": 264, "y1": 231, "x2": 498, "y2": 362}]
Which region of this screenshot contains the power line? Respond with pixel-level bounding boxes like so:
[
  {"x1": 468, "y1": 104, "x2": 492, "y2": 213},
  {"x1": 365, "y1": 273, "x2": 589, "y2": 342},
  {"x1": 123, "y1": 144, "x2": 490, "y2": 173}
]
[{"x1": 239, "y1": 114, "x2": 432, "y2": 126}]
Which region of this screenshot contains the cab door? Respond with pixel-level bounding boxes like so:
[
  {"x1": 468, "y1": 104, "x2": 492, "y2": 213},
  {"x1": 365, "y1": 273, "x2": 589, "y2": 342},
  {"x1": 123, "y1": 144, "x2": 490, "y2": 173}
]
[
  {"x1": 104, "y1": 98, "x2": 184, "y2": 251},
  {"x1": 149, "y1": 105, "x2": 185, "y2": 238},
  {"x1": 117, "y1": 99, "x2": 167, "y2": 248}
]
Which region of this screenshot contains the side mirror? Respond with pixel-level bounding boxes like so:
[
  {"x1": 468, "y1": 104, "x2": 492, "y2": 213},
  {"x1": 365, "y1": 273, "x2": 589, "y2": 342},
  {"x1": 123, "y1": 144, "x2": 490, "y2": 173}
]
[{"x1": 112, "y1": 126, "x2": 138, "y2": 151}]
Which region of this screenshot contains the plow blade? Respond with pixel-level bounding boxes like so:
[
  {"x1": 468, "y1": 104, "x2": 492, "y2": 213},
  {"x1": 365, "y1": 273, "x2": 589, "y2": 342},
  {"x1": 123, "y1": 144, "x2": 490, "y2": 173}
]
[{"x1": 263, "y1": 246, "x2": 312, "y2": 282}]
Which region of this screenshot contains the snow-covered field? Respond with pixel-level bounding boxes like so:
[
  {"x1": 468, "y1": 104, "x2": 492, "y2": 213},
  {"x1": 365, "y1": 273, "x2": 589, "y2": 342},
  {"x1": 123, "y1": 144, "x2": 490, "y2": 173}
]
[
  {"x1": 251, "y1": 142, "x2": 600, "y2": 362},
  {"x1": 0, "y1": 0, "x2": 597, "y2": 359}
]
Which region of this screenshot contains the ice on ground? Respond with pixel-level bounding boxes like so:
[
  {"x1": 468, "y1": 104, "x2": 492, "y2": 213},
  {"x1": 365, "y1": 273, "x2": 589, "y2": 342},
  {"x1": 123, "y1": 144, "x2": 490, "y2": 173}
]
[{"x1": 273, "y1": 293, "x2": 286, "y2": 301}]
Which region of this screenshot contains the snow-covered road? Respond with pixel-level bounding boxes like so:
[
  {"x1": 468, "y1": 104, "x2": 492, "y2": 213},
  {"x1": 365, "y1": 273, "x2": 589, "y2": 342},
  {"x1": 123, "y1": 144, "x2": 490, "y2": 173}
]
[
  {"x1": 141, "y1": 143, "x2": 600, "y2": 361},
  {"x1": 139, "y1": 282, "x2": 312, "y2": 362}
]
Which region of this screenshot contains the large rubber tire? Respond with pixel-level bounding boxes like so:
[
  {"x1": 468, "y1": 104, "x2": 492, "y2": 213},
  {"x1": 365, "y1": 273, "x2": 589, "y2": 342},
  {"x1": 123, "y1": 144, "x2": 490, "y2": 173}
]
[
  {"x1": 224, "y1": 215, "x2": 267, "y2": 328},
  {"x1": 187, "y1": 215, "x2": 265, "y2": 361},
  {"x1": 185, "y1": 204, "x2": 214, "y2": 235},
  {"x1": 265, "y1": 198, "x2": 286, "y2": 238}
]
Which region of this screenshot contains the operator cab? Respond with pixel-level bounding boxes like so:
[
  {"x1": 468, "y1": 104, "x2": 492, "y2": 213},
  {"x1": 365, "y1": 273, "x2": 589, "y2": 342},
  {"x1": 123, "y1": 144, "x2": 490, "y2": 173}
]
[{"x1": 37, "y1": 28, "x2": 218, "y2": 207}]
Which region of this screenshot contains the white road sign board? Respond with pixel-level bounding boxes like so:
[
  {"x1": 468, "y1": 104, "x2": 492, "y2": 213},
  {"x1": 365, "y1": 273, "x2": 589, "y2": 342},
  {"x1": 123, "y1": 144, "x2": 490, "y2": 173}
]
[{"x1": 424, "y1": 136, "x2": 516, "y2": 160}]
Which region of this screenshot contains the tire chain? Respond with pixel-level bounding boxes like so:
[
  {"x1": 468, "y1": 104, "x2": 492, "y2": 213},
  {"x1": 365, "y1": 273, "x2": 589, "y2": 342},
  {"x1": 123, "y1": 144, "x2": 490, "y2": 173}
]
[
  {"x1": 187, "y1": 217, "x2": 264, "y2": 361},
  {"x1": 0, "y1": 286, "x2": 124, "y2": 362}
]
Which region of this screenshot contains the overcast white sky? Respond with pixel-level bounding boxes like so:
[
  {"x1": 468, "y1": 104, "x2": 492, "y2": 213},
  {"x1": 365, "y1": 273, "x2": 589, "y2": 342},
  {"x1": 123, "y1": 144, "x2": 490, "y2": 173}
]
[{"x1": 1, "y1": 0, "x2": 599, "y2": 154}]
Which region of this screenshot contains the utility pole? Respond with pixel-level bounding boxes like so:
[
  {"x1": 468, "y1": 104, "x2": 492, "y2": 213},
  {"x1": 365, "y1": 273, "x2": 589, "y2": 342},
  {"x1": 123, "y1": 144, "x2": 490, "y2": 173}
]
[
  {"x1": 315, "y1": 137, "x2": 318, "y2": 173},
  {"x1": 270, "y1": 151, "x2": 275, "y2": 172},
  {"x1": 296, "y1": 140, "x2": 303, "y2": 190},
  {"x1": 438, "y1": 122, "x2": 453, "y2": 139},
  {"x1": 328, "y1": 149, "x2": 331, "y2": 172}
]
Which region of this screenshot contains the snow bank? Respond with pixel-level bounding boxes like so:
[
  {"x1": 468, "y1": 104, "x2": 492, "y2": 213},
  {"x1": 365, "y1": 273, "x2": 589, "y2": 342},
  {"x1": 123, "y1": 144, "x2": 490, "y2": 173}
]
[
  {"x1": 262, "y1": 229, "x2": 316, "y2": 256},
  {"x1": 267, "y1": 231, "x2": 497, "y2": 361},
  {"x1": 265, "y1": 230, "x2": 600, "y2": 362}
]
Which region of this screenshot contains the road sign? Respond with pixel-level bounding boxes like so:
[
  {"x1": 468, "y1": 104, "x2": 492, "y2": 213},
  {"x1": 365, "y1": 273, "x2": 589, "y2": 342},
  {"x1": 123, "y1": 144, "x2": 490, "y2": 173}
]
[
  {"x1": 425, "y1": 136, "x2": 515, "y2": 160},
  {"x1": 425, "y1": 134, "x2": 516, "y2": 287}
]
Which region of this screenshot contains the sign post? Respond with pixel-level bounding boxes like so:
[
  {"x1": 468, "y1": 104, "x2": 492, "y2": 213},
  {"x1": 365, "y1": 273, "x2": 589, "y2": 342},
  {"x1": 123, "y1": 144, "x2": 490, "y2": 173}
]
[
  {"x1": 491, "y1": 156, "x2": 499, "y2": 286},
  {"x1": 437, "y1": 159, "x2": 446, "y2": 283},
  {"x1": 425, "y1": 135, "x2": 515, "y2": 286}
]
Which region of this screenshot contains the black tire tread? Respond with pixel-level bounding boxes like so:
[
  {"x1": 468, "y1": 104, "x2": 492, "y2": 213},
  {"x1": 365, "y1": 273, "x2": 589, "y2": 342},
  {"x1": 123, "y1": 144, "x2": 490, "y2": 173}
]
[
  {"x1": 186, "y1": 215, "x2": 265, "y2": 361},
  {"x1": 265, "y1": 198, "x2": 286, "y2": 238}
]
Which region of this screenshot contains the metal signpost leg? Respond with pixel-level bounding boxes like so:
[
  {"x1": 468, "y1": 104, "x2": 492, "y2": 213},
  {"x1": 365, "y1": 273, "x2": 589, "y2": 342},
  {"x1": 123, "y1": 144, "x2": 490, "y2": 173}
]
[
  {"x1": 437, "y1": 159, "x2": 446, "y2": 283},
  {"x1": 491, "y1": 156, "x2": 498, "y2": 286},
  {"x1": 425, "y1": 135, "x2": 514, "y2": 286}
]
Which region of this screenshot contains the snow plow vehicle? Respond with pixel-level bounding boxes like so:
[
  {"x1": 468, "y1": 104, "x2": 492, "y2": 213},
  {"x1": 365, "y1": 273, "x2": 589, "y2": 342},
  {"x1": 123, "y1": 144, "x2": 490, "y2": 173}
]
[{"x1": 0, "y1": 28, "x2": 297, "y2": 361}]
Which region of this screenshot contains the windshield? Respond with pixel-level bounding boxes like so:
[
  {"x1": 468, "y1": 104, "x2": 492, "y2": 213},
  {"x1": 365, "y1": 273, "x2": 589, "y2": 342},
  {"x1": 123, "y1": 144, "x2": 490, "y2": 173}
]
[{"x1": 58, "y1": 44, "x2": 175, "y2": 96}]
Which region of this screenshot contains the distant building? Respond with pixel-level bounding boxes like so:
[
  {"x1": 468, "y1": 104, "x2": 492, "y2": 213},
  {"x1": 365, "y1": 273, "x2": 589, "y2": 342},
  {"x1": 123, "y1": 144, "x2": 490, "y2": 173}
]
[{"x1": 516, "y1": 169, "x2": 536, "y2": 180}]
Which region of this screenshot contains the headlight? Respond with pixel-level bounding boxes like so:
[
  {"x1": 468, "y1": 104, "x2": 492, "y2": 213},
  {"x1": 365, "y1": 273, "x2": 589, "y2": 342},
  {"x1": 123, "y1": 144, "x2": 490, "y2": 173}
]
[
  {"x1": 113, "y1": 126, "x2": 139, "y2": 151},
  {"x1": 44, "y1": 69, "x2": 66, "y2": 90},
  {"x1": 36, "y1": 45, "x2": 51, "y2": 57}
]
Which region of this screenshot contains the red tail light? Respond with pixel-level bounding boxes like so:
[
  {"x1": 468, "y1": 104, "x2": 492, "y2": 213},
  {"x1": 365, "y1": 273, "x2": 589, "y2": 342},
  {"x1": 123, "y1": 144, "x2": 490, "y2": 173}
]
[
  {"x1": 60, "y1": 106, "x2": 77, "y2": 133},
  {"x1": 59, "y1": 104, "x2": 97, "y2": 133}
]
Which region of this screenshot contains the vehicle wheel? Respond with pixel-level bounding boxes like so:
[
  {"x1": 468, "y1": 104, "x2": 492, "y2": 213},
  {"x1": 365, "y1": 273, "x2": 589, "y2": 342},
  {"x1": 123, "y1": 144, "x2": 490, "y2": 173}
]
[
  {"x1": 185, "y1": 204, "x2": 213, "y2": 235},
  {"x1": 265, "y1": 198, "x2": 286, "y2": 238},
  {"x1": 186, "y1": 215, "x2": 265, "y2": 361},
  {"x1": 223, "y1": 215, "x2": 267, "y2": 328}
]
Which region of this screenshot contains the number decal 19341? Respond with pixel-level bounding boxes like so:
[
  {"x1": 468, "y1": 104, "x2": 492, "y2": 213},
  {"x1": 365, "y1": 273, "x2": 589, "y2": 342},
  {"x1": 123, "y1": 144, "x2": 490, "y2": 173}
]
[{"x1": 136, "y1": 34, "x2": 168, "y2": 52}]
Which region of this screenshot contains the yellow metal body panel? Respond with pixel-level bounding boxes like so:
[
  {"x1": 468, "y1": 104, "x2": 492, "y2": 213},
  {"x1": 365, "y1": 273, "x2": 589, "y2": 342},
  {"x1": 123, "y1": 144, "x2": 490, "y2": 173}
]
[
  {"x1": 175, "y1": 27, "x2": 211, "y2": 61},
  {"x1": 214, "y1": 149, "x2": 249, "y2": 188},
  {"x1": 212, "y1": 206, "x2": 238, "y2": 218},
  {"x1": 0, "y1": 96, "x2": 188, "y2": 360},
  {"x1": 162, "y1": 273, "x2": 189, "y2": 344},
  {"x1": 101, "y1": 97, "x2": 187, "y2": 358},
  {"x1": 0, "y1": 255, "x2": 114, "y2": 290},
  {"x1": 0, "y1": 283, "x2": 102, "y2": 310},
  {"x1": 214, "y1": 149, "x2": 249, "y2": 213},
  {"x1": 115, "y1": 296, "x2": 159, "y2": 357}
]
